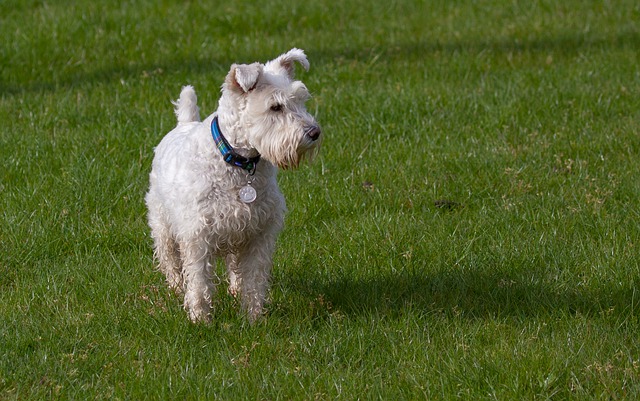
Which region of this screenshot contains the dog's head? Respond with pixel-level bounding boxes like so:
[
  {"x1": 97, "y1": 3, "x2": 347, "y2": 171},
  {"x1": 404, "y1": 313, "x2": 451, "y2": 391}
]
[{"x1": 219, "y1": 48, "x2": 321, "y2": 169}]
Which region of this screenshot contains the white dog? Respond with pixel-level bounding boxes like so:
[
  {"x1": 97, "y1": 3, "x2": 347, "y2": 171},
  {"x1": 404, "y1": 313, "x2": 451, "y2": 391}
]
[{"x1": 145, "y1": 49, "x2": 321, "y2": 322}]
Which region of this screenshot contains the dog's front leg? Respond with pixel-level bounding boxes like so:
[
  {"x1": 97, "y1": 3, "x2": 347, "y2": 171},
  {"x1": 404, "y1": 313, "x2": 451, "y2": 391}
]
[
  {"x1": 181, "y1": 239, "x2": 215, "y2": 322},
  {"x1": 225, "y1": 254, "x2": 241, "y2": 297},
  {"x1": 235, "y1": 230, "x2": 278, "y2": 322}
]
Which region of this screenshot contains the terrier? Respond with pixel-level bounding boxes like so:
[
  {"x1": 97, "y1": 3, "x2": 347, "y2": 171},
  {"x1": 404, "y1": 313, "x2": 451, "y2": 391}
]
[{"x1": 145, "y1": 49, "x2": 321, "y2": 322}]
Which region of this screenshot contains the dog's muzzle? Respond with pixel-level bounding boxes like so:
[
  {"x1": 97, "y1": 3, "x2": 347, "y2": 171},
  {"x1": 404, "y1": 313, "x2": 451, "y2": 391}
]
[{"x1": 304, "y1": 124, "x2": 321, "y2": 142}]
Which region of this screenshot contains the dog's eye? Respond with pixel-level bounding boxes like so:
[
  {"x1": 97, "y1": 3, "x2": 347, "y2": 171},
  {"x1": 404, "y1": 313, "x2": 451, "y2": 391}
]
[{"x1": 270, "y1": 104, "x2": 283, "y2": 112}]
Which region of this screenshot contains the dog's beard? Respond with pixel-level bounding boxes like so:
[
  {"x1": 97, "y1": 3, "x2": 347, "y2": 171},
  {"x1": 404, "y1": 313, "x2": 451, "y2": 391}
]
[
  {"x1": 255, "y1": 129, "x2": 320, "y2": 170},
  {"x1": 267, "y1": 143, "x2": 320, "y2": 170}
]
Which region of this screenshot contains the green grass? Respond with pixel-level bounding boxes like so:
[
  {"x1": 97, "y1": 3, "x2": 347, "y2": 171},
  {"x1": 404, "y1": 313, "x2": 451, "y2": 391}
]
[{"x1": 2, "y1": 0, "x2": 640, "y2": 399}]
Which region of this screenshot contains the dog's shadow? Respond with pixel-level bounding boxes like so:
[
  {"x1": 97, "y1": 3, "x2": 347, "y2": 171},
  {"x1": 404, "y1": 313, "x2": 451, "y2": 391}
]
[{"x1": 284, "y1": 267, "x2": 636, "y2": 321}]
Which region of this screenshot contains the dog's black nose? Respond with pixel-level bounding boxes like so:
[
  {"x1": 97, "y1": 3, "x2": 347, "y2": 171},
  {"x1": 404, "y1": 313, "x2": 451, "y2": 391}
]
[{"x1": 305, "y1": 125, "x2": 321, "y2": 141}]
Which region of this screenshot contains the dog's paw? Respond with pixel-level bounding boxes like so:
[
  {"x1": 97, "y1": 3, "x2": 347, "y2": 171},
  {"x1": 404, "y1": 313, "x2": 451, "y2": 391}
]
[
  {"x1": 187, "y1": 307, "x2": 212, "y2": 323},
  {"x1": 228, "y1": 285, "x2": 240, "y2": 298}
]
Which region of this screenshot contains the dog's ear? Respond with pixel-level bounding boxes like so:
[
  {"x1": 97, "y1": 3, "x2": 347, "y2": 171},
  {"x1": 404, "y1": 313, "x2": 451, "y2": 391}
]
[
  {"x1": 225, "y1": 63, "x2": 263, "y2": 93},
  {"x1": 264, "y1": 48, "x2": 309, "y2": 78}
]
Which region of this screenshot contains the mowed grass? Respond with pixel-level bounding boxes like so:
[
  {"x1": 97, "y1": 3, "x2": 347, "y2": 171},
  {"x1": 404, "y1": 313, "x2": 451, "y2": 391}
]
[{"x1": 1, "y1": 0, "x2": 640, "y2": 399}]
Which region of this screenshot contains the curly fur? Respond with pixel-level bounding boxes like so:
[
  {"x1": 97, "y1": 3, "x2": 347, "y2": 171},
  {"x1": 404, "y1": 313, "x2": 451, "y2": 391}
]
[{"x1": 145, "y1": 49, "x2": 321, "y2": 322}]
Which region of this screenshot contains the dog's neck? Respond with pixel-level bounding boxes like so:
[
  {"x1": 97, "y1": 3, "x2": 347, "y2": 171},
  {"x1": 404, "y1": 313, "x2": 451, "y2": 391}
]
[{"x1": 211, "y1": 116, "x2": 261, "y2": 174}]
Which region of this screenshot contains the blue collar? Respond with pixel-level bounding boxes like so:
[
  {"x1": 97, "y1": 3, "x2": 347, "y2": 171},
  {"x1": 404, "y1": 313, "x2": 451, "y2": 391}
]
[{"x1": 211, "y1": 116, "x2": 260, "y2": 175}]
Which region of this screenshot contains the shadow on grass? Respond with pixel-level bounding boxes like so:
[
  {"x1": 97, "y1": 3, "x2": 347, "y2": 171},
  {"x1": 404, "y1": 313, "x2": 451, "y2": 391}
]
[
  {"x1": 287, "y1": 268, "x2": 639, "y2": 321},
  {"x1": 3, "y1": 31, "x2": 639, "y2": 96}
]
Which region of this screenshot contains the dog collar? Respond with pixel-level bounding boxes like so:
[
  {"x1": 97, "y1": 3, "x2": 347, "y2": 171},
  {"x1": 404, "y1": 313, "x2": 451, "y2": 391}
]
[{"x1": 211, "y1": 116, "x2": 260, "y2": 175}]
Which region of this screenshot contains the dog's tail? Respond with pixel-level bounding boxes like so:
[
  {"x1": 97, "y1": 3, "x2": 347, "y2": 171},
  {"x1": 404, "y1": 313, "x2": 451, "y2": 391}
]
[{"x1": 172, "y1": 85, "x2": 200, "y2": 124}]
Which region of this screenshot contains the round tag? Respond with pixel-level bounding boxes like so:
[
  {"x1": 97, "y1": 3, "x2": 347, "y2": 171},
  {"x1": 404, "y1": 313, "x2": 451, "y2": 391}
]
[{"x1": 239, "y1": 185, "x2": 257, "y2": 203}]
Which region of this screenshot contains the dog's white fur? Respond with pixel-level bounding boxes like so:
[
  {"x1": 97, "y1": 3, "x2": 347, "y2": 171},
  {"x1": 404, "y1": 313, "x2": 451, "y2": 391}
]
[{"x1": 145, "y1": 49, "x2": 321, "y2": 322}]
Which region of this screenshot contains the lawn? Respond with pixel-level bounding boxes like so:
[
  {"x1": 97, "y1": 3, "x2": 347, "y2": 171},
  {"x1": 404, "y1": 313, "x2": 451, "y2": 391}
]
[{"x1": 1, "y1": 0, "x2": 640, "y2": 399}]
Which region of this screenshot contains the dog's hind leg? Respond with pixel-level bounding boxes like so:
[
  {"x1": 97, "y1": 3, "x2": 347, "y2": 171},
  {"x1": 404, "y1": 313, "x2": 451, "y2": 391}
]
[
  {"x1": 155, "y1": 232, "x2": 183, "y2": 294},
  {"x1": 181, "y1": 238, "x2": 216, "y2": 322},
  {"x1": 147, "y1": 205, "x2": 184, "y2": 294}
]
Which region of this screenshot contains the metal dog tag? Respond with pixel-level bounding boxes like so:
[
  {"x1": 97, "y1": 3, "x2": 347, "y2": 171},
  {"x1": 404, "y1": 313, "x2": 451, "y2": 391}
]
[{"x1": 239, "y1": 185, "x2": 257, "y2": 203}]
